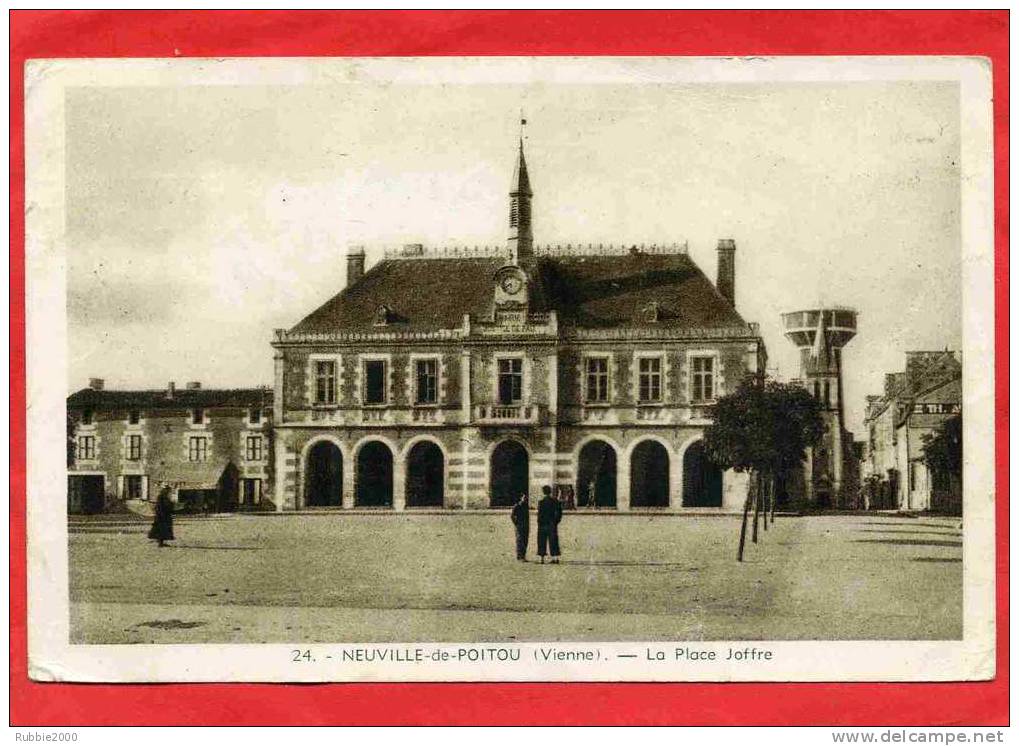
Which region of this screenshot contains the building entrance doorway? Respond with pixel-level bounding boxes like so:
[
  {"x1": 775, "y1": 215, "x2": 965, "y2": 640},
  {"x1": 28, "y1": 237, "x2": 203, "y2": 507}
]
[
  {"x1": 68, "y1": 474, "x2": 105, "y2": 514},
  {"x1": 356, "y1": 441, "x2": 394, "y2": 507},
  {"x1": 490, "y1": 441, "x2": 529, "y2": 507},
  {"x1": 577, "y1": 440, "x2": 617, "y2": 508},
  {"x1": 406, "y1": 441, "x2": 444, "y2": 507},
  {"x1": 682, "y1": 441, "x2": 723, "y2": 507},
  {"x1": 305, "y1": 441, "x2": 343, "y2": 507},
  {"x1": 630, "y1": 440, "x2": 670, "y2": 507}
]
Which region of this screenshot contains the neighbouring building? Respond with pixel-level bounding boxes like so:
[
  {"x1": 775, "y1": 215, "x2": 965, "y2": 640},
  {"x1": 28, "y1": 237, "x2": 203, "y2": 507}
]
[
  {"x1": 66, "y1": 379, "x2": 273, "y2": 514},
  {"x1": 269, "y1": 139, "x2": 768, "y2": 512},
  {"x1": 862, "y1": 351, "x2": 962, "y2": 513},
  {"x1": 781, "y1": 307, "x2": 860, "y2": 508}
]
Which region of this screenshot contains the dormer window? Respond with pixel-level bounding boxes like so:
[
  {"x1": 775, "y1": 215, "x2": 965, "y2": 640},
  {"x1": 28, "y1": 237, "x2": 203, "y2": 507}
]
[
  {"x1": 128, "y1": 410, "x2": 140, "y2": 425},
  {"x1": 373, "y1": 304, "x2": 393, "y2": 327},
  {"x1": 249, "y1": 407, "x2": 262, "y2": 425},
  {"x1": 641, "y1": 301, "x2": 661, "y2": 324},
  {"x1": 82, "y1": 409, "x2": 93, "y2": 426},
  {"x1": 192, "y1": 408, "x2": 204, "y2": 425}
]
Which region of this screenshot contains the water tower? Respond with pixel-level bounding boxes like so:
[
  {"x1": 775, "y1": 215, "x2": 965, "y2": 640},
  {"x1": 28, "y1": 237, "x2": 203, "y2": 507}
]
[{"x1": 781, "y1": 308, "x2": 858, "y2": 507}]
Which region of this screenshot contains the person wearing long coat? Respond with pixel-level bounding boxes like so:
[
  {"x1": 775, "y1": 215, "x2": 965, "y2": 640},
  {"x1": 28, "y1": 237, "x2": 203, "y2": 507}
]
[
  {"x1": 148, "y1": 486, "x2": 175, "y2": 547},
  {"x1": 510, "y1": 494, "x2": 530, "y2": 561},
  {"x1": 536, "y1": 486, "x2": 562, "y2": 564}
]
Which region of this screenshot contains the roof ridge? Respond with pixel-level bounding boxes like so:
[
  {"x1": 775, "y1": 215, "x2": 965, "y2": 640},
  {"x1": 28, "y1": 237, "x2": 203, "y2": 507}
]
[{"x1": 378, "y1": 242, "x2": 690, "y2": 260}]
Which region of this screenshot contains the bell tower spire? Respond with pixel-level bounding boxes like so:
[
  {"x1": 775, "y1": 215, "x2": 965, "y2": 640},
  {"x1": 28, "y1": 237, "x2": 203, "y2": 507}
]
[{"x1": 507, "y1": 118, "x2": 534, "y2": 268}]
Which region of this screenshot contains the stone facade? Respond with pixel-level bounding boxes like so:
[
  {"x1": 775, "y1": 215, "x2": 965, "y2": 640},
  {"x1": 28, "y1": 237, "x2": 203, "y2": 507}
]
[
  {"x1": 66, "y1": 380, "x2": 272, "y2": 513},
  {"x1": 271, "y1": 142, "x2": 767, "y2": 512},
  {"x1": 862, "y1": 351, "x2": 962, "y2": 512},
  {"x1": 271, "y1": 323, "x2": 763, "y2": 511}
]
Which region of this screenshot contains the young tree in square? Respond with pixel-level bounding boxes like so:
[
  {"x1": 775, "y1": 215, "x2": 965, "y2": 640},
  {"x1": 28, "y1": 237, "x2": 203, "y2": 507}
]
[{"x1": 703, "y1": 375, "x2": 825, "y2": 561}]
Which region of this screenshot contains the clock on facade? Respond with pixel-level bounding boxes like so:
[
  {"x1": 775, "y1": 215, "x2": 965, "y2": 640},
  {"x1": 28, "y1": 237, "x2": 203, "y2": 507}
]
[{"x1": 500, "y1": 275, "x2": 523, "y2": 295}]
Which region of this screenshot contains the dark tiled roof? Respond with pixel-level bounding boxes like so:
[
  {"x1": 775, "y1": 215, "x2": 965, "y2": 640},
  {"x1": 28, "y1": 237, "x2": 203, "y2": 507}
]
[
  {"x1": 539, "y1": 253, "x2": 745, "y2": 329},
  {"x1": 290, "y1": 252, "x2": 746, "y2": 334},
  {"x1": 66, "y1": 387, "x2": 272, "y2": 411},
  {"x1": 292, "y1": 257, "x2": 503, "y2": 334}
]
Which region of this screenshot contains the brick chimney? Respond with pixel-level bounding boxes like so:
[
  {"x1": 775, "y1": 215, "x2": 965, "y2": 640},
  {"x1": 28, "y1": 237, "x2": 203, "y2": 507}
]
[
  {"x1": 346, "y1": 246, "x2": 366, "y2": 288},
  {"x1": 165, "y1": 381, "x2": 176, "y2": 400},
  {"x1": 884, "y1": 373, "x2": 903, "y2": 398},
  {"x1": 716, "y1": 239, "x2": 736, "y2": 305},
  {"x1": 88, "y1": 377, "x2": 104, "y2": 391}
]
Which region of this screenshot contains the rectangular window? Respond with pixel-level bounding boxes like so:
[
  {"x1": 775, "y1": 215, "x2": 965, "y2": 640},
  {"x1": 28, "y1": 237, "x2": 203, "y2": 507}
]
[
  {"x1": 82, "y1": 409, "x2": 93, "y2": 425},
  {"x1": 188, "y1": 436, "x2": 208, "y2": 462},
  {"x1": 128, "y1": 410, "x2": 140, "y2": 425},
  {"x1": 77, "y1": 435, "x2": 95, "y2": 460},
  {"x1": 585, "y1": 357, "x2": 610, "y2": 403},
  {"x1": 638, "y1": 356, "x2": 663, "y2": 403},
  {"x1": 691, "y1": 356, "x2": 715, "y2": 402},
  {"x1": 498, "y1": 358, "x2": 524, "y2": 405},
  {"x1": 127, "y1": 434, "x2": 142, "y2": 461},
  {"x1": 415, "y1": 359, "x2": 438, "y2": 404},
  {"x1": 192, "y1": 408, "x2": 204, "y2": 425},
  {"x1": 249, "y1": 408, "x2": 262, "y2": 425},
  {"x1": 246, "y1": 435, "x2": 263, "y2": 462},
  {"x1": 124, "y1": 474, "x2": 143, "y2": 500},
  {"x1": 315, "y1": 360, "x2": 337, "y2": 405},
  {"x1": 364, "y1": 359, "x2": 387, "y2": 405},
  {"x1": 241, "y1": 478, "x2": 262, "y2": 505}
]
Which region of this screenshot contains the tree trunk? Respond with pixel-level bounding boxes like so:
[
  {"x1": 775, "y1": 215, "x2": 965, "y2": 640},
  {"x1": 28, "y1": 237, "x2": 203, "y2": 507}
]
[
  {"x1": 762, "y1": 473, "x2": 769, "y2": 531},
  {"x1": 770, "y1": 473, "x2": 777, "y2": 523},
  {"x1": 752, "y1": 472, "x2": 761, "y2": 544},
  {"x1": 737, "y1": 478, "x2": 753, "y2": 562}
]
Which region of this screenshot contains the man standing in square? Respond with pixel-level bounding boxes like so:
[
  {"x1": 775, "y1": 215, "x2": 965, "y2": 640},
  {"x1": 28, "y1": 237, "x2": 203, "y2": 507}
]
[
  {"x1": 511, "y1": 493, "x2": 530, "y2": 561},
  {"x1": 537, "y1": 485, "x2": 562, "y2": 564}
]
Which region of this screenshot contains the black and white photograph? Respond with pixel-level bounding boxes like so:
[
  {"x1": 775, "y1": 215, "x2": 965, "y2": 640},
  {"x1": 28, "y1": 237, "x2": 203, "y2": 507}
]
[{"x1": 26, "y1": 56, "x2": 994, "y2": 682}]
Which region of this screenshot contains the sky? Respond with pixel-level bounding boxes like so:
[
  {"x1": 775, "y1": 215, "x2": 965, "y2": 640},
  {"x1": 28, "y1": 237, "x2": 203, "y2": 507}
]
[{"x1": 65, "y1": 76, "x2": 961, "y2": 435}]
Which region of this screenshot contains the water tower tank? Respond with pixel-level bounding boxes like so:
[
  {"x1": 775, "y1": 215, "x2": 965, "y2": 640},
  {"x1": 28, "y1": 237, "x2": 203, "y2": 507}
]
[{"x1": 781, "y1": 308, "x2": 857, "y2": 352}]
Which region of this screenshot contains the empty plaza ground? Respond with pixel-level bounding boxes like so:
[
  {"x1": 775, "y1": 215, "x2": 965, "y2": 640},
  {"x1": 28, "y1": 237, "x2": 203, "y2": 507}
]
[{"x1": 69, "y1": 512, "x2": 963, "y2": 643}]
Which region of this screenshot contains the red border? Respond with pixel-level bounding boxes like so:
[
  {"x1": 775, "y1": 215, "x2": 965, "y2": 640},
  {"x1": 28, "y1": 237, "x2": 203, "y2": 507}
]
[{"x1": 10, "y1": 10, "x2": 1008, "y2": 726}]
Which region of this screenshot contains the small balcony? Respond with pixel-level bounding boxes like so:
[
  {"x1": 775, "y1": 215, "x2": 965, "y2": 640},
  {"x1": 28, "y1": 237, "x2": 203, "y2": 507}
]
[{"x1": 474, "y1": 404, "x2": 541, "y2": 425}]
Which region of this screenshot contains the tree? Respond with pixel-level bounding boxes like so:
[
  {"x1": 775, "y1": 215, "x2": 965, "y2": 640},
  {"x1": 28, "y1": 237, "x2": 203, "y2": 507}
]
[
  {"x1": 703, "y1": 375, "x2": 825, "y2": 560},
  {"x1": 922, "y1": 413, "x2": 962, "y2": 510},
  {"x1": 66, "y1": 410, "x2": 76, "y2": 468}
]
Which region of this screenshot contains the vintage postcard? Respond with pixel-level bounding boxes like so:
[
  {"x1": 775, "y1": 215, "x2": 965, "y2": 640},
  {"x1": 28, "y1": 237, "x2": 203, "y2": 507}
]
[{"x1": 25, "y1": 55, "x2": 994, "y2": 682}]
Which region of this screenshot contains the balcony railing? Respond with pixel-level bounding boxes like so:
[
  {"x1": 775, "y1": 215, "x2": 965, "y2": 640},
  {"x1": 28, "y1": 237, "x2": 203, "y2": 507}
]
[{"x1": 474, "y1": 404, "x2": 540, "y2": 424}]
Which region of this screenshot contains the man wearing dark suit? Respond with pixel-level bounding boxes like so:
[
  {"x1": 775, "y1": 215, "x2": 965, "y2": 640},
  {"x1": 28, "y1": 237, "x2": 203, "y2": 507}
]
[
  {"x1": 510, "y1": 494, "x2": 530, "y2": 561},
  {"x1": 537, "y1": 485, "x2": 562, "y2": 564}
]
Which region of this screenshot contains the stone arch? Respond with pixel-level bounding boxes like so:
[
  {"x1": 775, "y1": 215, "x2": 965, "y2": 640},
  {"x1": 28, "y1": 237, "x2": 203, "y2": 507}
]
[
  {"x1": 489, "y1": 439, "x2": 530, "y2": 508},
  {"x1": 303, "y1": 438, "x2": 345, "y2": 508},
  {"x1": 355, "y1": 439, "x2": 394, "y2": 507},
  {"x1": 681, "y1": 439, "x2": 723, "y2": 507},
  {"x1": 405, "y1": 439, "x2": 445, "y2": 508},
  {"x1": 576, "y1": 438, "x2": 618, "y2": 508},
  {"x1": 629, "y1": 438, "x2": 671, "y2": 508}
]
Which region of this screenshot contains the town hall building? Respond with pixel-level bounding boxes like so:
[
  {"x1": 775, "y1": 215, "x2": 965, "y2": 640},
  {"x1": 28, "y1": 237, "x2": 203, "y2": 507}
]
[{"x1": 270, "y1": 140, "x2": 768, "y2": 511}]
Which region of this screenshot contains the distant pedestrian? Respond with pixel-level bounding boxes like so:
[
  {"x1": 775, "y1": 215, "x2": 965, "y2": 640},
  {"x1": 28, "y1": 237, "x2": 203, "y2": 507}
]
[
  {"x1": 537, "y1": 485, "x2": 562, "y2": 564},
  {"x1": 510, "y1": 493, "x2": 530, "y2": 561},
  {"x1": 148, "y1": 486, "x2": 175, "y2": 548}
]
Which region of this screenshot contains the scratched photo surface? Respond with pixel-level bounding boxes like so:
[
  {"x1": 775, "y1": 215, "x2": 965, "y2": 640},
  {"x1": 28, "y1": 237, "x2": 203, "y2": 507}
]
[{"x1": 26, "y1": 57, "x2": 993, "y2": 681}]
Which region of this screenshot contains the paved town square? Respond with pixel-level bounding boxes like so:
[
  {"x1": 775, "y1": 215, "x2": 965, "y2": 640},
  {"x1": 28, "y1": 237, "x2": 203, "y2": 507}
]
[{"x1": 69, "y1": 512, "x2": 962, "y2": 644}]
